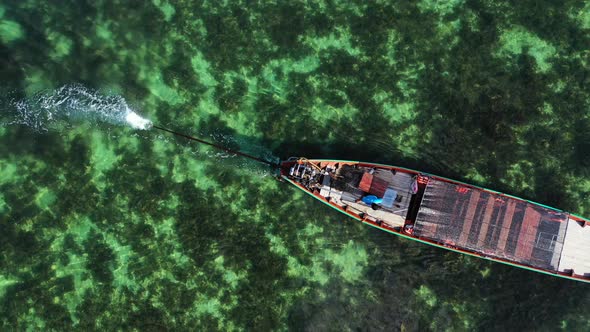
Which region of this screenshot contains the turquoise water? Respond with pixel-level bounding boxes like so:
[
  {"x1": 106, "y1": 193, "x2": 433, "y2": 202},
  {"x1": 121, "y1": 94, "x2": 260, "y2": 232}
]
[{"x1": 2, "y1": 1, "x2": 590, "y2": 330}]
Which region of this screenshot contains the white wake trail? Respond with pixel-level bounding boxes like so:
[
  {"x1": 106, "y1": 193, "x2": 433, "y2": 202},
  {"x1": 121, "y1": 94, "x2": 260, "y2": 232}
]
[{"x1": 8, "y1": 84, "x2": 152, "y2": 131}]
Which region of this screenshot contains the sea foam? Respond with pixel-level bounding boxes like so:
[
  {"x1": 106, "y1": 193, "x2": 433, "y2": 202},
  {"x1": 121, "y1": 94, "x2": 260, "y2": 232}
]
[{"x1": 8, "y1": 84, "x2": 152, "y2": 131}]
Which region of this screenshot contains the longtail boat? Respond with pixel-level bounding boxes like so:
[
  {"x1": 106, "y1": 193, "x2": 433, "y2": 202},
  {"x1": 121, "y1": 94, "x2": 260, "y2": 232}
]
[
  {"x1": 280, "y1": 158, "x2": 590, "y2": 283},
  {"x1": 151, "y1": 125, "x2": 590, "y2": 283}
]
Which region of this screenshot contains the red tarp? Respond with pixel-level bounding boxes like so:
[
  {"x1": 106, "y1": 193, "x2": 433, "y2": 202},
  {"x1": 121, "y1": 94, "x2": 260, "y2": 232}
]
[
  {"x1": 358, "y1": 172, "x2": 388, "y2": 197},
  {"x1": 359, "y1": 173, "x2": 373, "y2": 192}
]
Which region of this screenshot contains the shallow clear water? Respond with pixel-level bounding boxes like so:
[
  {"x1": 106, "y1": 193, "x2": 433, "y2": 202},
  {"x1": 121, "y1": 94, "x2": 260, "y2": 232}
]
[{"x1": 2, "y1": 1, "x2": 590, "y2": 330}]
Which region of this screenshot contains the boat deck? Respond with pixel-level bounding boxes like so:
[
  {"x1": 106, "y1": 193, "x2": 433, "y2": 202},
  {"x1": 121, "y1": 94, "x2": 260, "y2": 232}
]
[
  {"x1": 321, "y1": 186, "x2": 406, "y2": 228},
  {"x1": 558, "y1": 219, "x2": 590, "y2": 277},
  {"x1": 414, "y1": 178, "x2": 569, "y2": 271},
  {"x1": 289, "y1": 160, "x2": 417, "y2": 229}
]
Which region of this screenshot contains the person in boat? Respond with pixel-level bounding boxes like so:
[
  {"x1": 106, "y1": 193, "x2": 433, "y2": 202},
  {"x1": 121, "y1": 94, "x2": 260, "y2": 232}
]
[
  {"x1": 357, "y1": 195, "x2": 383, "y2": 210},
  {"x1": 404, "y1": 224, "x2": 414, "y2": 235}
]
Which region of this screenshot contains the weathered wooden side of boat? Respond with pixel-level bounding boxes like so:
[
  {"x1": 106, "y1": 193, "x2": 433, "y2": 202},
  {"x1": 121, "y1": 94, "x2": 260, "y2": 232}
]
[{"x1": 280, "y1": 158, "x2": 590, "y2": 284}]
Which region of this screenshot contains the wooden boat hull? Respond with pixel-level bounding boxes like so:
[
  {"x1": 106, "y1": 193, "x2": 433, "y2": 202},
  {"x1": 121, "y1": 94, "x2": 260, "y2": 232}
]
[{"x1": 280, "y1": 158, "x2": 590, "y2": 284}]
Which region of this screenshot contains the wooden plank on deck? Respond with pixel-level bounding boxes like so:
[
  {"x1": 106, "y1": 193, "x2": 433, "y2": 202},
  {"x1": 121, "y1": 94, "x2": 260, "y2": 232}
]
[
  {"x1": 458, "y1": 191, "x2": 480, "y2": 246},
  {"x1": 496, "y1": 200, "x2": 517, "y2": 253}
]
